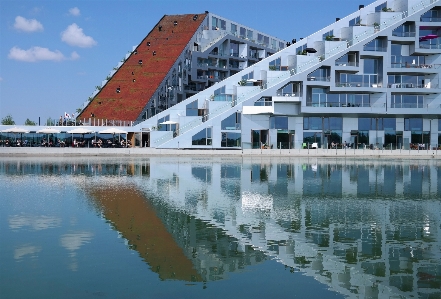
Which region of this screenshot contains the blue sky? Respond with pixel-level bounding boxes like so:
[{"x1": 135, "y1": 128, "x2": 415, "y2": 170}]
[{"x1": 0, "y1": 0, "x2": 359, "y2": 124}]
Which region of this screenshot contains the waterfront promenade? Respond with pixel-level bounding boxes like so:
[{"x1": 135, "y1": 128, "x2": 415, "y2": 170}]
[{"x1": 0, "y1": 147, "x2": 439, "y2": 158}]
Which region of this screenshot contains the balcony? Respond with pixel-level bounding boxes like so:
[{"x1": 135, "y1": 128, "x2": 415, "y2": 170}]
[{"x1": 307, "y1": 76, "x2": 330, "y2": 82}]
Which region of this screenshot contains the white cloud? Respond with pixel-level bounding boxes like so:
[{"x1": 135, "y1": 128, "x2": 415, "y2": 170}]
[
  {"x1": 8, "y1": 47, "x2": 80, "y2": 62},
  {"x1": 8, "y1": 46, "x2": 66, "y2": 62},
  {"x1": 14, "y1": 16, "x2": 43, "y2": 32},
  {"x1": 69, "y1": 7, "x2": 81, "y2": 16},
  {"x1": 70, "y1": 51, "x2": 80, "y2": 60},
  {"x1": 61, "y1": 23, "x2": 97, "y2": 48}
]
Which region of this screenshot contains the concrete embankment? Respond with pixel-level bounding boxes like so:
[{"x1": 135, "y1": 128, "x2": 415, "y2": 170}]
[{"x1": 0, "y1": 147, "x2": 439, "y2": 158}]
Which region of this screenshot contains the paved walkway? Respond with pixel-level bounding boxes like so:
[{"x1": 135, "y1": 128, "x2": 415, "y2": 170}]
[{"x1": 0, "y1": 147, "x2": 439, "y2": 158}]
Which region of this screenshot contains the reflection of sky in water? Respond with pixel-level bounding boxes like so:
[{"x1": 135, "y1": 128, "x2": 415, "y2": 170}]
[
  {"x1": 14, "y1": 244, "x2": 41, "y2": 260},
  {"x1": 0, "y1": 157, "x2": 440, "y2": 299},
  {"x1": 9, "y1": 214, "x2": 61, "y2": 231}
]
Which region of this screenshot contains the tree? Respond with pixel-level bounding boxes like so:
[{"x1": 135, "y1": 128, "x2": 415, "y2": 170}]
[
  {"x1": 1, "y1": 114, "x2": 15, "y2": 125},
  {"x1": 24, "y1": 118, "x2": 36, "y2": 126},
  {"x1": 76, "y1": 108, "x2": 82, "y2": 114}
]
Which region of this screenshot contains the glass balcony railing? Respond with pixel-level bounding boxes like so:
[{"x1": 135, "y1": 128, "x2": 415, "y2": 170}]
[
  {"x1": 335, "y1": 61, "x2": 359, "y2": 67},
  {"x1": 363, "y1": 46, "x2": 387, "y2": 52},
  {"x1": 392, "y1": 31, "x2": 416, "y2": 37},
  {"x1": 391, "y1": 103, "x2": 424, "y2": 108},
  {"x1": 306, "y1": 101, "x2": 371, "y2": 108},
  {"x1": 419, "y1": 43, "x2": 441, "y2": 49},
  {"x1": 420, "y1": 16, "x2": 441, "y2": 22},
  {"x1": 307, "y1": 76, "x2": 330, "y2": 81}
]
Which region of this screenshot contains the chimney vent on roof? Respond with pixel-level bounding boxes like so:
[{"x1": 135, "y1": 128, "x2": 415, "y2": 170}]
[
  {"x1": 205, "y1": 11, "x2": 208, "y2": 13},
  {"x1": 359, "y1": 5, "x2": 364, "y2": 9},
  {"x1": 174, "y1": 21, "x2": 178, "y2": 26},
  {"x1": 292, "y1": 39, "x2": 296, "y2": 44},
  {"x1": 193, "y1": 15, "x2": 198, "y2": 21},
  {"x1": 336, "y1": 18, "x2": 340, "y2": 22},
  {"x1": 158, "y1": 25, "x2": 162, "y2": 31}
]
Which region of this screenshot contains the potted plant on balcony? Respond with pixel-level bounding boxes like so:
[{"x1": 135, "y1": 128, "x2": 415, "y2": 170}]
[
  {"x1": 373, "y1": 22, "x2": 380, "y2": 31},
  {"x1": 325, "y1": 35, "x2": 335, "y2": 41},
  {"x1": 238, "y1": 79, "x2": 247, "y2": 86}
]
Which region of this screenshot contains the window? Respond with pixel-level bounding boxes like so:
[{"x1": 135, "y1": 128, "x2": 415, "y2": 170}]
[
  {"x1": 212, "y1": 16, "x2": 218, "y2": 30},
  {"x1": 375, "y1": 2, "x2": 387, "y2": 12},
  {"x1": 269, "y1": 57, "x2": 281, "y2": 70},
  {"x1": 186, "y1": 100, "x2": 198, "y2": 116},
  {"x1": 363, "y1": 58, "x2": 380, "y2": 74},
  {"x1": 404, "y1": 118, "x2": 423, "y2": 131},
  {"x1": 221, "y1": 112, "x2": 241, "y2": 130},
  {"x1": 322, "y1": 30, "x2": 334, "y2": 40},
  {"x1": 359, "y1": 118, "x2": 383, "y2": 130},
  {"x1": 242, "y1": 71, "x2": 254, "y2": 80},
  {"x1": 270, "y1": 117, "x2": 288, "y2": 130},
  {"x1": 247, "y1": 29, "x2": 253, "y2": 40},
  {"x1": 157, "y1": 115, "x2": 170, "y2": 131},
  {"x1": 239, "y1": 27, "x2": 246, "y2": 38},
  {"x1": 231, "y1": 23, "x2": 237, "y2": 35},
  {"x1": 438, "y1": 119, "x2": 441, "y2": 131},
  {"x1": 364, "y1": 39, "x2": 386, "y2": 52},
  {"x1": 391, "y1": 95, "x2": 424, "y2": 108},
  {"x1": 349, "y1": 16, "x2": 361, "y2": 26},
  {"x1": 296, "y1": 44, "x2": 307, "y2": 55},
  {"x1": 221, "y1": 132, "x2": 241, "y2": 147},
  {"x1": 383, "y1": 118, "x2": 396, "y2": 131},
  {"x1": 192, "y1": 128, "x2": 212, "y2": 145},
  {"x1": 220, "y1": 19, "x2": 226, "y2": 30},
  {"x1": 303, "y1": 117, "x2": 322, "y2": 130},
  {"x1": 257, "y1": 33, "x2": 263, "y2": 43}
]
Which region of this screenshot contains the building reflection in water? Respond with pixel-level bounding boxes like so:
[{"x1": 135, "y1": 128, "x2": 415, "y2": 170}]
[{"x1": 1, "y1": 157, "x2": 440, "y2": 298}]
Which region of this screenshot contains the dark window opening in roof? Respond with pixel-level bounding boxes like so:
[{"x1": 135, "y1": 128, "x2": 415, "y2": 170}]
[
  {"x1": 133, "y1": 79, "x2": 136, "y2": 82},
  {"x1": 132, "y1": 72, "x2": 134, "y2": 75},
  {"x1": 147, "y1": 42, "x2": 151, "y2": 46},
  {"x1": 193, "y1": 15, "x2": 198, "y2": 21},
  {"x1": 134, "y1": 50, "x2": 138, "y2": 54},
  {"x1": 158, "y1": 25, "x2": 162, "y2": 31},
  {"x1": 153, "y1": 51, "x2": 156, "y2": 56},
  {"x1": 116, "y1": 88, "x2": 120, "y2": 93},
  {"x1": 174, "y1": 21, "x2": 178, "y2": 26},
  {"x1": 138, "y1": 60, "x2": 143, "y2": 64}
]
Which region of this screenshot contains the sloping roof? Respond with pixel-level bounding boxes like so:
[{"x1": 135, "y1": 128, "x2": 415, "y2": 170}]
[{"x1": 79, "y1": 13, "x2": 207, "y2": 121}]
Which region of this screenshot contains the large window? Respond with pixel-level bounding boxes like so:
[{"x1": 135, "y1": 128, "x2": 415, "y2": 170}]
[
  {"x1": 303, "y1": 117, "x2": 342, "y2": 130},
  {"x1": 192, "y1": 128, "x2": 212, "y2": 145},
  {"x1": 186, "y1": 100, "x2": 198, "y2": 116},
  {"x1": 221, "y1": 112, "x2": 241, "y2": 130},
  {"x1": 270, "y1": 117, "x2": 288, "y2": 130},
  {"x1": 269, "y1": 57, "x2": 281, "y2": 70},
  {"x1": 322, "y1": 30, "x2": 334, "y2": 40},
  {"x1": 375, "y1": 2, "x2": 387, "y2": 12},
  {"x1": 404, "y1": 118, "x2": 422, "y2": 131},
  {"x1": 309, "y1": 88, "x2": 370, "y2": 107},
  {"x1": 157, "y1": 115, "x2": 170, "y2": 131},
  {"x1": 221, "y1": 132, "x2": 241, "y2": 147},
  {"x1": 391, "y1": 95, "x2": 424, "y2": 108},
  {"x1": 359, "y1": 118, "x2": 384, "y2": 130},
  {"x1": 349, "y1": 16, "x2": 361, "y2": 26},
  {"x1": 363, "y1": 39, "x2": 386, "y2": 52}
]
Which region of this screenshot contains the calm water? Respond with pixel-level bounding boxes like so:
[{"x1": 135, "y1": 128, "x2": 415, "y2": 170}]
[{"x1": 0, "y1": 157, "x2": 440, "y2": 299}]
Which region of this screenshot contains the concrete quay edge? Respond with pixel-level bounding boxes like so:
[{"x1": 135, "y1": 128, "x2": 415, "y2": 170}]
[{"x1": 0, "y1": 147, "x2": 440, "y2": 159}]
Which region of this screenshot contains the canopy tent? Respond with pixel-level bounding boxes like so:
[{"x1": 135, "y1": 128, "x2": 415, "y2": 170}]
[
  {"x1": 98, "y1": 128, "x2": 128, "y2": 134},
  {"x1": 1, "y1": 127, "x2": 30, "y2": 133},
  {"x1": 67, "y1": 128, "x2": 95, "y2": 134},
  {"x1": 36, "y1": 128, "x2": 61, "y2": 134}
]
